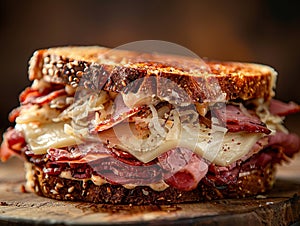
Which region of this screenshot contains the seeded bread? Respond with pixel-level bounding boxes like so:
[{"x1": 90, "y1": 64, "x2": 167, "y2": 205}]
[
  {"x1": 26, "y1": 162, "x2": 276, "y2": 205},
  {"x1": 24, "y1": 46, "x2": 277, "y2": 205},
  {"x1": 28, "y1": 46, "x2": 277, "y2": 102}
]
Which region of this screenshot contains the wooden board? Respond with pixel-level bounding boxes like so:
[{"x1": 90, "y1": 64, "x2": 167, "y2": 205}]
[{"x1": 0, "y1": 157, "x2": 300, "y2": 226}]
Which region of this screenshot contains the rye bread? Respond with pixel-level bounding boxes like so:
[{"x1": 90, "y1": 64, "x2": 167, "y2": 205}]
[
  {"x1": 26, "y1": 161, "x2": 276, "y2": 205},
  {"x1": 28, "y1": 46, "x2": 277, "y2": 102}
]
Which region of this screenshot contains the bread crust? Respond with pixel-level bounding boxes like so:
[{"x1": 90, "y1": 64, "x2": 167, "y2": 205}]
[
  {"x1": 28, "y1": 46, "x2": 277, "y2": 102},
  {"x1": 27, "y1": 162, "x2": 276, "y2": 205}
]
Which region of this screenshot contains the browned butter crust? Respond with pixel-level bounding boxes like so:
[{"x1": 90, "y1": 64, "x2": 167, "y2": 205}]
[
  {"x1": 29, "y1": 46, "x2": 276, "y2": 102},
  {"x1": 29, "y1": 162, "x2": 275, "y2": 205}
]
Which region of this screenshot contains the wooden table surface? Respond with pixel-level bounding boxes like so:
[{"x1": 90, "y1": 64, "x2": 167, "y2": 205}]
[{"x1": 0, "y1": 154, "x2": 299, "y2": 226}]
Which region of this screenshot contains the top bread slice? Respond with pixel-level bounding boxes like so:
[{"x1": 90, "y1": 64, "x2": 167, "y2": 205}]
[{"x1": 28, "y1": 46, "x2": 277, "y2": 102}]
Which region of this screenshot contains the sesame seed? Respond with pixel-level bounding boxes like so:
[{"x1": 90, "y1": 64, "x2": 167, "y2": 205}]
[
  {"x1": 44, "y1": 56, "x2": 50, "y2": 63},
  {"x1": 44, "y1": 64, "x2": 52, "y2": 69},
  {"x1": 56, "y1": 63, "x2": 63, "y2": 68},
  {"x1": 68, "y1": 186, "x2": 74, "y2": 193},
  {"x1": 50, "y1": 189, "x2": 58, "y2": 195},
  {"x1": 54, "y1": 70, "x2": 60, "y2": 77},
  {"x1": 142, "y1": 189, "x2": 149, "y2": 196},
  {"x1": 76, "y1": 71, "x2": 83, "y2": 77},
  {"x1": 70, "y1": 81, "x2": 78, "y2": 88},
  {"x1": 55, "y1": 183, "x2": 63, "y2": 190},
  {"x1": 66, "y1": 63, "x2": 72, "y2": 69},
  {"x1": 42, "y1": 186, "x2": 48, "y2": 193},
  {"x1": 48, "y1": 68, "x2": 54, "y2": 76}
]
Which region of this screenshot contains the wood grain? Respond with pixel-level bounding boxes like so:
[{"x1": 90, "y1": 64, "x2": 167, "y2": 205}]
[{"x1": 0, "y1": 157, "x2": 300, "y2": 226}]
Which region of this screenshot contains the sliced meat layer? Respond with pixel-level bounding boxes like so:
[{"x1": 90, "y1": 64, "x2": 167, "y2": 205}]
[
  {"x1": 93, "y1": 95, "x2": 145, "y2": 132},
  {"x1": 269, "y1": 99, "x2": 300, "y2": 116},
  {"x1": 20, "y1": 86, "x2": 66, "y2": 105},
  {"x1": 214, "y1": 105, "x2": 271, "y2": 134},
  {"x1": 267, "y1": 132, "x2": 300, "y2": 158},
  {"x1": 0, "y1": 128, "x2": 26, "y2": 161},
  {"x1": 158, "y1": 148, "x2": 208, "y2": 191},
  {"x1": 36, "y1": 143, "x2": 162, "y2": 185}
]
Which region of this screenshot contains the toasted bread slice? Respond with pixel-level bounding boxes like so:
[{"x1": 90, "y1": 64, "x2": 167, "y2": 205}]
[
  {"x1": 27, "y1": 161, "x2": 275, "y2": 205},
  {"x1": 29, "y1": 46, "x2": 277, "y2": 102}
]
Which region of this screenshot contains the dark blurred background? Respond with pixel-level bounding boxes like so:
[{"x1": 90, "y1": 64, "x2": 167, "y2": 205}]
[{"x1": 1, "y1": 0, "x2": 300, "y2": 131}]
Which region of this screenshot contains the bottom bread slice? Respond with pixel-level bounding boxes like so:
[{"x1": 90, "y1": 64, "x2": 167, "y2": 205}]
[{"x1": 25, "y1": 162, "x2": 276, "y2": 205}]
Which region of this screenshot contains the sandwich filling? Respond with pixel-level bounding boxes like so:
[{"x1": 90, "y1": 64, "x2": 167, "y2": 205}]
[{"x1": 2, "y1": 71, "x2": 300, "y2": 192}]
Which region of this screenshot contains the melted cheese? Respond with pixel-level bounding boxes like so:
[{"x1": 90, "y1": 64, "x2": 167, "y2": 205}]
[
  {"x1": 18, "y1": 121, "x2": 79, "y2": 154},
  {"x1": 16, "y1": 105, "x2": 61, "y2": 124},
  {"x1": 101, "y1": 122, "x2": 263, "y2": 166},
  {"x1": 16, "y1": 90, "x2": 267, "y2": 166},
  {"x1": 17, "y1": 105, "x2": 264, "y2": 166}
]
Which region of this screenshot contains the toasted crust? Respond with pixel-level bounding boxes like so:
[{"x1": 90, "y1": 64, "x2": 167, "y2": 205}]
[
  {"x1": 26, "y1": 162, "x2": 276, "y2": 205},
  {"x1": 28, "y1": 46, "x2": 277, "y2": 102}
]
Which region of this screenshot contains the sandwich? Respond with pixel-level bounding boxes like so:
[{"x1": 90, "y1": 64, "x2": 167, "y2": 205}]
[{"x1": 1, "y1": 46, "x2": 300, "y2": 205}]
